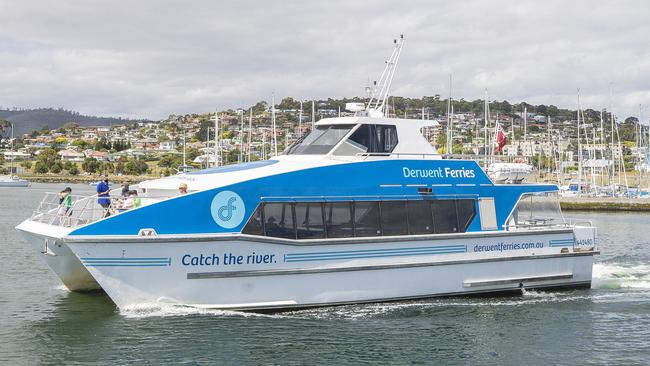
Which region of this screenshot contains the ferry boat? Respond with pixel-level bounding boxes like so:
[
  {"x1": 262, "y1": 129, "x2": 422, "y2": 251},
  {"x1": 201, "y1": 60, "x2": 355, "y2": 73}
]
[
  {"x1": 16, "y1": 115, "x2": 598, "y2": 309},
  {"x1": 15, "y1": 36, "x2": 597, "y2": 310}
]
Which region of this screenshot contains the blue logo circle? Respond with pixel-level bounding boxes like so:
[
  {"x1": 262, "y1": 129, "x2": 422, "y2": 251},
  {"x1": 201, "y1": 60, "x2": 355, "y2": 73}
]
[{"x1": 210, "y1": 191, "x2": 245, "y2": 229}]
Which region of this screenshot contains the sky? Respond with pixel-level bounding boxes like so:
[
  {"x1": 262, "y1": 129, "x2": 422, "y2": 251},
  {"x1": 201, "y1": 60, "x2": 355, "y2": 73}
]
[{"x1": 1, "y1": 0, "x2": 649, "y2": 121}]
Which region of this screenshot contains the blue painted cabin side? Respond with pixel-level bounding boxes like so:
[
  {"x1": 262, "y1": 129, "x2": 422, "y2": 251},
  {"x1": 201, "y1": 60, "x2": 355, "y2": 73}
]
[{"x1": 70, "y1": 159, "x2": 557, "y2": 237}]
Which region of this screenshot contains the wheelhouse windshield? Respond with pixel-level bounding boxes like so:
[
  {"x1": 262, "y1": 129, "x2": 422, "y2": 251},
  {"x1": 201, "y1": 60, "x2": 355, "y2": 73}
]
[{"x1": 286, "y1": 125, "x2": 354, "y2": 155}]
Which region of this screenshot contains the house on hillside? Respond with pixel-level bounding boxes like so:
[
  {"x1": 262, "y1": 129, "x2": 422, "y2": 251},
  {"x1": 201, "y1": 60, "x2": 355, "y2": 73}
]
[
  {"x1": 58, "y1": 149, "x2": 85, "y2": 162},
  {"x1": 84, "y1": 149, "x2": 110, "y2": 161},
  {"x1": 159, "y1": 141, "x2": 176, "y2": 151}
]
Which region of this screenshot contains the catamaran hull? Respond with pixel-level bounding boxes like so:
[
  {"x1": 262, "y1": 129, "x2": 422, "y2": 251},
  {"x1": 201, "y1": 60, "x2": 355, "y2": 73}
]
[
  {"x1": 16, "y1": 221, "x2": 101, "y2": 291},
  {"x1": 65, "y1": 228, "x2": 596, "y2": 310}
]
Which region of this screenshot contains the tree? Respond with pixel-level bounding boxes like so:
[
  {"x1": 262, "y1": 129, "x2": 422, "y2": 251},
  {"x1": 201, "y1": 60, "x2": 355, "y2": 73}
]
[
  {"x1": 20, "y1": 161, "x2": 32, "y2": 170},
  {"x1": 159, "y1": 153, "x2": 181, "y2": 168},
  {"x1": 63, "y1": 160, "x2": 74, "y2": 171},
  {"x1": 0, "y1": 119, "x2": 11, "y2": 138},
  {"x1": 252, "y1": 101, "x2": 268, "y2": 113},
  {"x1": 71, "y1": 139, "x2": 90, "y2": 149},
  {"x1": 37, "y1": 148, "x2": 60, "y2": 166},
  {"x1": 50, "y1": 161, "x2": 63, "y2": 174},
  {"x1": 82, "y1": 157, "x2": 100, "y2": 173},
  {"x1": 34, "y1": 161, "x2": 48, "y2": 174},
  {"x1": 124, "y1": 159, "x2": 148, "y2": 175},
  {"x1": 68, "y1": 165, "x2": 79, "y2": 175}
]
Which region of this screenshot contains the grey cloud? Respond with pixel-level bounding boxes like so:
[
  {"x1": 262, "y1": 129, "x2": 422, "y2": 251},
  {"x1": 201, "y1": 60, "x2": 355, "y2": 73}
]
[{"x1": 0, "y1": 0, "x2": 649, "y2": 120}]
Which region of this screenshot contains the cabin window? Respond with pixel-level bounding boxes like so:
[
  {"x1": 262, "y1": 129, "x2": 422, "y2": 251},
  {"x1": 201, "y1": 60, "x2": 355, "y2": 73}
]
[
  {"x1": 335, "y1": 124, "x2": 398, "y2": 156},
  {"x1": 506, "y1": 192, "x2": 564, "y2": 228},
  {"x1": 241, "y1": 198, "x2": 476, "y2": 239},
  {"x1": 325, "y1": 202, "x2": 354, "y2": 238},
  {"x1": 263, "y1": 203, "x2": 296, "y2": 239},
  {"x1": 407, "y1": 200, "x2": 434, "y2": 234},
  {"x1": 353, "y1": 201, "x2": 381, "y2": 237},
  {"x1": 242, "y1": 204, "x2": 263, "y2": 235},
  {"x1": 456, "y1": 199, "x2": 477, "y2": 232},
  {"x1": 380, "y1": 201, "x2": 408, "y2": 236},
  {"x1": 432, "y1": 200, "x2": 458, "y2": 233},
  {"x1": 295, "y1": 202, "x2": 325, "y2": 239},
  {"x1": 286, "y1": 125, "x2": 354, "y2": 155}
]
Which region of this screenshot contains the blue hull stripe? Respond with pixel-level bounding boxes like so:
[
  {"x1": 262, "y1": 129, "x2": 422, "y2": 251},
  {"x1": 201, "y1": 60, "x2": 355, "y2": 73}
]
[
  {"x1": 287, "y1": 245, "x2": 466, "y2": 257},
  {"x1": 285, "y1": 245, "x2": 467, "y2": 263},
  {"x1": 549, "y1": 239, "x2": 574, "y2": 247},
  {"x1": 84, "y1": 264, "x2": 170, "y2": 267},
  {"x1": 81, "y1": 257, "x2": 172, "y2": 267}
]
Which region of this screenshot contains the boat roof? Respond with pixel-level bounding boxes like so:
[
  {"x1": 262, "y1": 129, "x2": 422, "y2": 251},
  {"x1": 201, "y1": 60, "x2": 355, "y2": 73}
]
[{"x1": 316, "y1": 116, "x2": 439, "y2": 128}]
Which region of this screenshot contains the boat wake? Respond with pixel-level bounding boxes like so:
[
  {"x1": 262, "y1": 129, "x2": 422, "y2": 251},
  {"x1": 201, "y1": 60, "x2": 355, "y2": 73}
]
[
  {"x1": 119, "y1": 303, "x2": 285, "y2": 319},
  {"x1": 592, "y1": 262, "x2": 650, "y2": 289}
]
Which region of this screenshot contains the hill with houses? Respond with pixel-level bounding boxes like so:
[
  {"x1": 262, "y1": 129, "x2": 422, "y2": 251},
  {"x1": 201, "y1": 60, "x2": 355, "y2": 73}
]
[{"x1": 0, "y1": 107, "x2": 150, "y2": 136}]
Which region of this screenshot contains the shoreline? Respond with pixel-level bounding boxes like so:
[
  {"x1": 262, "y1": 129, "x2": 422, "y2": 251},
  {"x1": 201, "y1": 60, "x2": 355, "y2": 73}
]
[
  {"x1": 17, "y1": 174, "x2": 157, "y2": 185},
  {"x1": 559, "y1": 197, "x2": 650, "y2": 212}
]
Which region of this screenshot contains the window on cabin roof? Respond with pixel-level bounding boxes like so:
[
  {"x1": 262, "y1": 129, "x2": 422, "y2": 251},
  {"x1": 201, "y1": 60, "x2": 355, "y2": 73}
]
[
  {"x1": 333, "y1": 124, "x2": 398, "y2": 156},
  {"x1": 286, "y1": 124, "x2": 354, "y2": 155}
]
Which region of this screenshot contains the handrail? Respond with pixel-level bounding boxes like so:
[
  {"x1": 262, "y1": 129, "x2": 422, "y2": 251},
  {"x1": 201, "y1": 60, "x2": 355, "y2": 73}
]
[
  {"x1": 29, "y1": 191, "x2": 172, "y2": 228},
  {"x1": 355, "y1": 152, "x2": 440, "y2": 159}
]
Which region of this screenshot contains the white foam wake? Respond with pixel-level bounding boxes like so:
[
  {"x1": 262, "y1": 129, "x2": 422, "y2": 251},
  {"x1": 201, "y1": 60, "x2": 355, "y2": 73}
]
[
  {"x1": 118, "y1": 302, "x2": 290, "y2": 319},
  {"x1": 592, "y1": 262, "x2": 650, "y2": 289}
]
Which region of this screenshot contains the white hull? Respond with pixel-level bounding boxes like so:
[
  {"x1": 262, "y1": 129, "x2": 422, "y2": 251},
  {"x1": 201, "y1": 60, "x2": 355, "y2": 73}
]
[
  {"x1": 0, "y1": 180, "x2": 30, "y2": 187},
  {"x1": 65, "y1": 228, "x2": 596, "y2": 310},
  {"x1": 16, "y1": 221, "x2": 101, "y2": 291}
]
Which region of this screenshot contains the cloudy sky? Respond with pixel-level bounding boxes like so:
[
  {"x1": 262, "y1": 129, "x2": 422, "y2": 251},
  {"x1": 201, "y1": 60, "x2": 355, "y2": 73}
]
[{"x1": 1, "y1": 0, "x2": 649, "y2": 120}]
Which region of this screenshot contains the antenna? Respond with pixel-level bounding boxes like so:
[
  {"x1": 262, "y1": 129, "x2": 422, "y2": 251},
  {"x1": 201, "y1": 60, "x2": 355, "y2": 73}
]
[{"x1": 366, "y1": 35, "x2": 405, "y2": 118}]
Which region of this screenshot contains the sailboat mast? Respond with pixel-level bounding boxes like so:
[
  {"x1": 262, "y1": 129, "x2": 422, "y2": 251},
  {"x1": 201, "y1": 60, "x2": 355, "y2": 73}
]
[
  {"x1": 215, "y1": 111, "x2": 220, "y2": 167},
  {"x1": 271, "y1": 93, "x2": 277, "y2": 156},
  {"x1": 577, "y1": 91, "x2": 582, "y2": 194},
  {"x1": 299, "y1": 101, "x2": 303, "y2": 138},
  {"x1": 484, "y1": 89, "x2": 488, "y2": 161},
  {"x1": 446, "y1": 74, "x2": 452, "y2": 156},
  {"x1": 247, "y1": 109, "x2": 253, "y2": 162},
  {"x1": 239, "y1": 110, "x2": 244, "y2": 163}
]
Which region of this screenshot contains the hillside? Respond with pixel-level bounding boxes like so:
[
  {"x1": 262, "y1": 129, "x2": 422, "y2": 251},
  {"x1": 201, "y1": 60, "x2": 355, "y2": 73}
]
[{"x1": 0, "y1": 108, "x2": 150, "y2": 136}]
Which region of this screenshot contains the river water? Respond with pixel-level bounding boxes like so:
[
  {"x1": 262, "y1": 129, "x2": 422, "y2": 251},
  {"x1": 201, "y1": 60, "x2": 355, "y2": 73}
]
[{"x1": 1, "y1": 183, "x2": 649, "y2": 365}]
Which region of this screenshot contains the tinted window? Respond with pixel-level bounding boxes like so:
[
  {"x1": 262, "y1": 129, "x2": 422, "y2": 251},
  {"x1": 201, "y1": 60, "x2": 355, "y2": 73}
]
[
  {"x1": 325, "y1": 202, "x2": 354, "y2": 238},
  {"x1": 354, "y1": 201, "x2": 381, "y2": 237},
  {"x1": 295, "y1": 202, "x2": 325, "y2": 239},
  {"x1": 380, "y1": 201, "x2": 408, "y2": 236},
  {"x1": 432, "y1": 200, "x2": 458, "y2": 233},
  {"x1": 456, "y1": 199, "x2": 476, "y2": 232},
  {"x1": 407, "y1": 200, "x2": 434, "y2": 234},
  {"x1": 346, "y1": 124, "x2": 398, "y2": 154},
  {"x1": 375, "y1": 125, "x2": 398, "y2": 153},
  {"x1": 286, "y1": 125, "x2": 353, "y2": 155},
  {"x1": 264, "y1": 203, "x2": 295, "y2": 239},
  {"x1": 242, "y1": 204, "x2": 263, "y2": 235}
]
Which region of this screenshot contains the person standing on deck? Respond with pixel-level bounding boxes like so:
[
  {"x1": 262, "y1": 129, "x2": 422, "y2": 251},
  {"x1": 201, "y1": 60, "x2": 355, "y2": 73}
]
[
  {"x1": 97, "y1": 175, "x2": 111, "y2": 217},
  {"x1": 178, "y1": 182, "x2": 188, "y2": 195}
]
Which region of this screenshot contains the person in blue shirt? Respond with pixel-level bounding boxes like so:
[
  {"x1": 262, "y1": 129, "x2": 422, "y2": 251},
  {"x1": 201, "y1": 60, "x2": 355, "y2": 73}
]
[{"x1": 96, "y1": 175, "x2": 111, "y2": 217}]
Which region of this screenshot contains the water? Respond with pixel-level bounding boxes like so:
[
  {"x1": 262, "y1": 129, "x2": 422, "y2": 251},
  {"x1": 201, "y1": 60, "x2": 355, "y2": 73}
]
[{"x1": 1, "y1": 184, "x2": 649, "y2": 365}]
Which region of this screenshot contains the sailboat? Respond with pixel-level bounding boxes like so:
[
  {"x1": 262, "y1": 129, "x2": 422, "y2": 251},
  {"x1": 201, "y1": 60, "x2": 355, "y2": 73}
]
[{"x1": 1, "y1": 121, "x2": 30, "y2": 187}]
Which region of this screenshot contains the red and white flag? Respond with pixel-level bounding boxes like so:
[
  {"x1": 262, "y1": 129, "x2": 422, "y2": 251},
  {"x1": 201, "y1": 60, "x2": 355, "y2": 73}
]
[{"x1": 494, "y1": 122, "x2": 507, "y2": 154}]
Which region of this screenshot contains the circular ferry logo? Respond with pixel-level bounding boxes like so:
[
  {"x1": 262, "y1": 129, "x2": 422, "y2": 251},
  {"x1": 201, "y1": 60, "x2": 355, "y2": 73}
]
[{"x1": 210, "y1": 190, "x2": 245, "y2": 229}]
